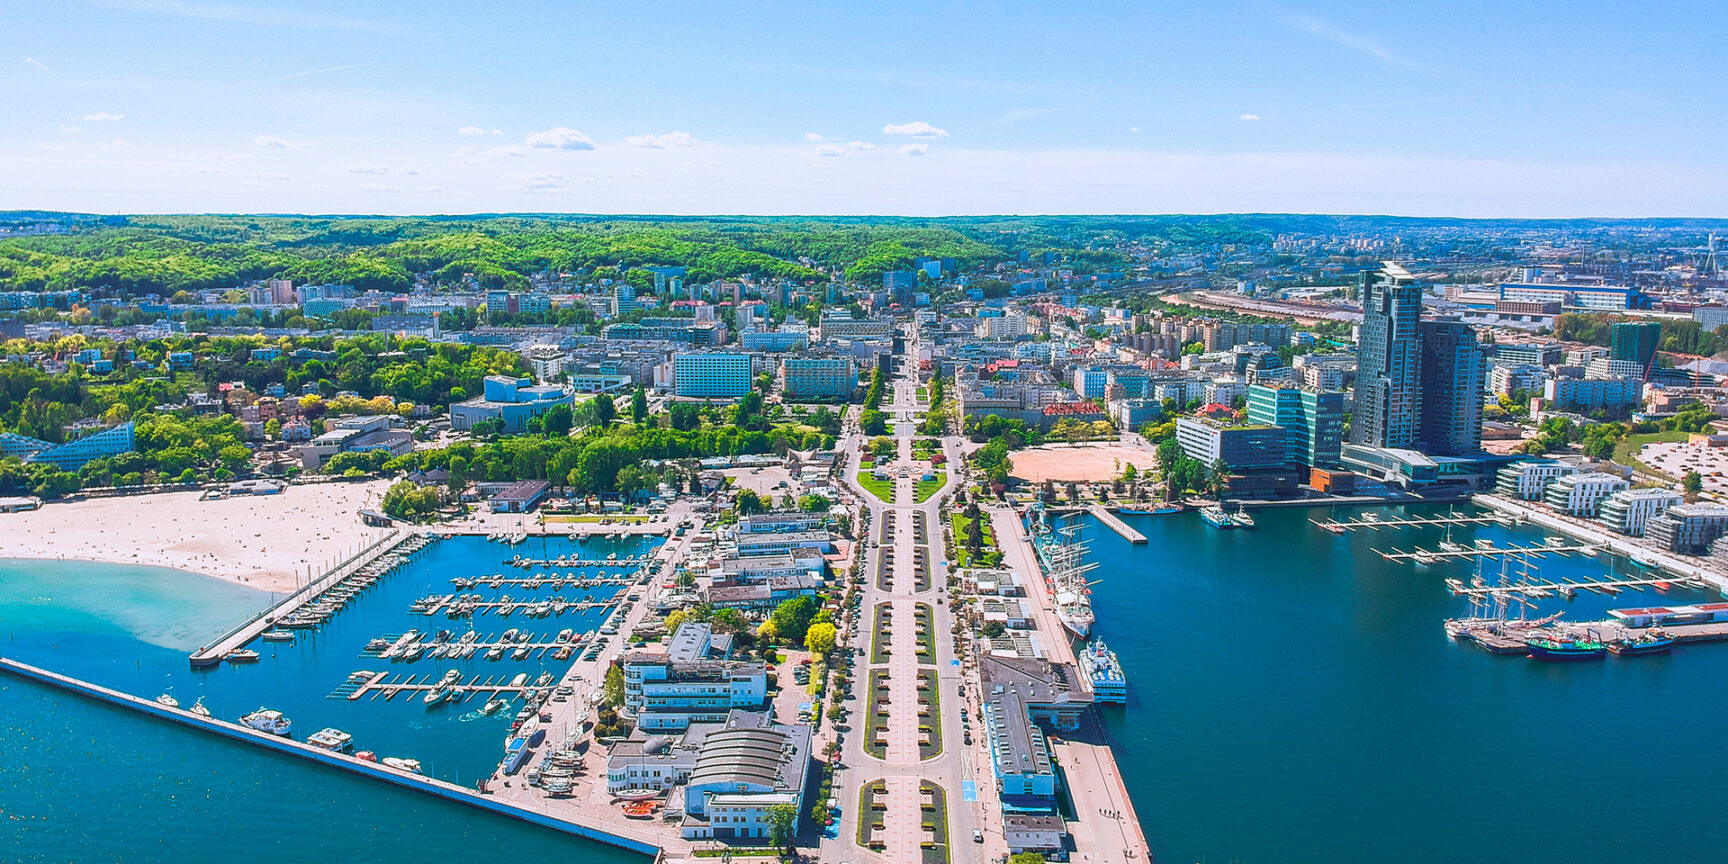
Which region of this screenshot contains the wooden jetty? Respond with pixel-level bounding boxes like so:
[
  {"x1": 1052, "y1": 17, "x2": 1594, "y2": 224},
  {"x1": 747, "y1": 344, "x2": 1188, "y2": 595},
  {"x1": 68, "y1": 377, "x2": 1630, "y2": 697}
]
[
  {"x1": 452, "y1": 575, "x2": 635, "y2": 590},
  {"x1": 506, "y1": 556, "x2": 652, "y2": 569},
  {"x1": 338, "y1": 672, "x2": 542, "y2": 702},
  {"x1": 1088, "y1": 505, "x2": 1147, "y2": 544},
  {"x1": 413, "y1": 595, "x2": 617, "y2": 617}
]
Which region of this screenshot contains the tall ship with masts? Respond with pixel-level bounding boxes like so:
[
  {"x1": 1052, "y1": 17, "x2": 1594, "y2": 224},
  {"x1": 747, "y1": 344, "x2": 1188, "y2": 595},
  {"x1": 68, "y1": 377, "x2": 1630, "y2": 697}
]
[{"x1": 1029, "y1": 505, "x2": 1101, "y2": 639}]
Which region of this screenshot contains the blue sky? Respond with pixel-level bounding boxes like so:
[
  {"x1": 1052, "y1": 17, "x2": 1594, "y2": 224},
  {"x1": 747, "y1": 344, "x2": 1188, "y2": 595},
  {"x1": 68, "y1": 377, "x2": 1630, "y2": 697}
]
[{"x1": 4, "y1": 0, "x2": 1727, "y2": 216}]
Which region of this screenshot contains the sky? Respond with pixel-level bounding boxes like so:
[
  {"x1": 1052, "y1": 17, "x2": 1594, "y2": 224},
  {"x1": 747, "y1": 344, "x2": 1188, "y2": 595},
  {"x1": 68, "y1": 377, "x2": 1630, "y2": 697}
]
[{"x1": 4, "y1": 0, "x2": 1728, "y2": 217}]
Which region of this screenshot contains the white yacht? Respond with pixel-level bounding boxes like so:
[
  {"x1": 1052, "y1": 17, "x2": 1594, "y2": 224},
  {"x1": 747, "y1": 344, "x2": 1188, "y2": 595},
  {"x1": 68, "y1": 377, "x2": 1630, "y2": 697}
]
[{"x1": 241, "y1": 708, "x2": 292, "y2": 736}]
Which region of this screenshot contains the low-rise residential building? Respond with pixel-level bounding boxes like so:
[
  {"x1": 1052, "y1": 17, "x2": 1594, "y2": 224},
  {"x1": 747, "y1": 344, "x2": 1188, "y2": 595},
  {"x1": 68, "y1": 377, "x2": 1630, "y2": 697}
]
[
  {"x1": 780, "y1": 356, "x2": 856, "y2": 400},
  {"x1": 1494, "y1": 460, "x2": 1578, "y2": 500},
  {"x1": 1646, "y1": 503, "x2": 1728, "y2": 555},
  {"x1": 1544, "y1": 376, "x2": 1642, "y2": 415},
  {"x1": 1598, "y1": 487, "x2": 1684, "y2": 536},
  {"x1": 622, "y1": 624, "x2": 768, "y2": 731},
  {"x1": 1542, "y1": 472, "x2": 1630, "y2": 517}
]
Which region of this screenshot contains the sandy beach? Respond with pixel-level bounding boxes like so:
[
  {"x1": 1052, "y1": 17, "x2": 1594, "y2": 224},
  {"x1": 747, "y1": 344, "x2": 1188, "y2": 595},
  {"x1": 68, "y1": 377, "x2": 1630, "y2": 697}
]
[{"x1": 0, "y1": 480, "x2": 394, "y2": 593}]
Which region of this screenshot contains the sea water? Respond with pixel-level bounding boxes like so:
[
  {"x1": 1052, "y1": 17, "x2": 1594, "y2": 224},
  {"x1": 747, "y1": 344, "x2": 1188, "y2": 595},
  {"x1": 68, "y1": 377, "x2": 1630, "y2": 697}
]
[
  {"x1": 0, "y1": 536, "x2": 657, "y2": 863},
  {"x1": 1083, "y1": 504, "x2": 1728, "y2": 864}
]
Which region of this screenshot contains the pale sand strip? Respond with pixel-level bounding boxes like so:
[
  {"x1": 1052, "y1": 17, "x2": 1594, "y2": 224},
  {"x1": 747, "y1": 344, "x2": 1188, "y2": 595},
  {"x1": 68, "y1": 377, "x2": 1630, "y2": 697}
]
[{"x1": 0, "y1": 479, "x2": 393, "y2": 592}]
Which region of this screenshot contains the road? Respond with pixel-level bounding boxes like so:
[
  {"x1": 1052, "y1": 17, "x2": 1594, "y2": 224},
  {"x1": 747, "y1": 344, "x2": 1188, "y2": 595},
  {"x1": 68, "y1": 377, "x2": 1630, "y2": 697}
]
[{"x1": 822, "y1": 329, "x2": 992, "y2": 864}]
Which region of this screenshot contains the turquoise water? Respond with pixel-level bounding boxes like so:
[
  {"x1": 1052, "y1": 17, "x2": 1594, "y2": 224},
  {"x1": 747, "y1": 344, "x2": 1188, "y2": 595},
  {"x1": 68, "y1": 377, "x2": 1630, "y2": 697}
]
[
  {"x1": 0, "y1": 538, "x2": 656, "y2": 863},
  {"x1": 1082, "y1": 504, "x2": 1728, "y2": 864}
]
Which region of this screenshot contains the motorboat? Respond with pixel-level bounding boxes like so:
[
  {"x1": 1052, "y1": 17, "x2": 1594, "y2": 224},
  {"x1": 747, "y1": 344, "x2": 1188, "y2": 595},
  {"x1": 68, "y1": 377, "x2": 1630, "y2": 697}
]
[
  {"x1": 307, "y1": 728, "x2": 354, "y2": 752},
  {"x1": 155, "y1": 693, "x2": 179, "y2": 709},
  {"x1": 381, "y1": 757, "x2": 422, "y2": 774},
  {"x1": 224, "y1": 649, "x2": 260, "y2": 663},
  {"x1": 481, "y1": 696, "x2": 510, "y2": 715},
  {"x1": 262, "y1": 630, "x2": 296, "y2": 642},
  {"x1": 189, "y1": 696, "x2": 211, "y2": 717},
  {"x1": 241, "y1": 708, "x2": 293, "y2": 736}
]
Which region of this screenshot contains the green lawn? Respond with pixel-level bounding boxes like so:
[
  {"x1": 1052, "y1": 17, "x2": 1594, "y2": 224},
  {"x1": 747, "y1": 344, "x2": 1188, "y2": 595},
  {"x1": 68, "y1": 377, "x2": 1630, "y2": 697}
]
[
  {"x1": 857, "y1": 471, "x2": 895, "y2": 503},
  {"x1": 914, "y1": 470, "x2": 947, "y2": 503},
  {"x1": 949, "y1": 511, "x2": 998, "y2": 568},
  {"x1": 1614, "y1": 430, "x2": 1693, "y2": 479}
]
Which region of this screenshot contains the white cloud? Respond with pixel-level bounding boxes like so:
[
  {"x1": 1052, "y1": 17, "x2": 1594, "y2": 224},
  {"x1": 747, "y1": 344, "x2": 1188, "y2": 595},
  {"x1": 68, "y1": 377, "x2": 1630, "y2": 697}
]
[
  {"x1": 1128, "y1": 126, "x2": 1140, "y2": 133},
  {"x1": 343, "y1": 163, "x2": 389, "y2": 174},
  {"x1": 1286, "y1": 15, "x2": 1408, "y2": 68},
  {"x1": 625, "y1": 131, "x2": 696, "y2": 149},
  {"x1": 454, "y1": 145, "x2": 525, "y2": 159},
  {"x1": 525, "y1": 126, "x2": 597, "y2": 151},
  {"x1": 804, "y1": 132, "x2": 825, "y2": 142},
  {"x1": 1239, "y1": 114, "x2": 1260, "y2": 121},
  {"x1": 103, "y1": 138, "x2": 133, "y2": 149},
  {"x1": 254, "y1": 172, "x2": 291, "y2": 181},
  {"x1": 457, "y1": 125, "x2": 500, "y2": 136},
  {"x1": 398, "y1": 167, "x2": 420, "y2": 176},
  {"x1": 97, "y1": 0, "x2": 405, "y2": 35},
  {"x1": 882, "y1": 121, "x2": 948, "y2": 138},
  {"x1": 82, "y1": 112, "x2": 125, "y2": 122},
  {"x1": 814, "y1": 144, "x2": 848, "y2": 158},
  {"x1": 852, "y1": 141, "x2": 876, "y2": 151},
  {"x1": 254, "y1": 135, "x2": 293, "y2": 148},
  {"x1": 23, "y1": 57, "x2": 51, "y2": 74},
  {"x1": 60, "y1": 125, "x2": 83, "y2": 134},
  {"x1": 899, "y1": 143, "x2": 928, "y2": 156},
  {"x1": 518, "y1": 172, "x2": 566, "y2": 190},
  {"x1": 359, "y1": 182, "x2": 444, "y2": 194}
]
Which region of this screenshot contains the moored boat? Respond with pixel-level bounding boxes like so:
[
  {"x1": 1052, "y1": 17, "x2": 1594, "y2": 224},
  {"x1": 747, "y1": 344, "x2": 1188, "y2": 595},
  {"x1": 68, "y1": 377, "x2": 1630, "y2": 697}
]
[
  {"x1": 1079, "y1": 639, "x2": 1127, "y2": 704},
  {"x1": 190, "y1": 696, "x2": 211, "y2": 717},
  {"x1": 224, "y1": 649, "x2": 260, "y2": 663},
  {"x1": 1526, "y1": 632, "x2": 1607, "y2": 661},
  {"x1": 241, "y1": 707, "x2": 293, "y2": 736},
  {"x1": 155, "y1": 693, "x2": 179, "y2": 708},
  {"x1": 307, "y1": 727, "x2": 354, "y2": 752},
  {"x1": 262, "y1": 629, "x2": 295, "y2": 642},
  {"x1": 1201, "y1": 506, "x2": 1234, "y2": 529},
  {"x1": 381, "y1": 757, "x2": 422, "y2": 774},
  {"x1": 1607, "y1": 629, "x2": 1675, "y2": 656}
]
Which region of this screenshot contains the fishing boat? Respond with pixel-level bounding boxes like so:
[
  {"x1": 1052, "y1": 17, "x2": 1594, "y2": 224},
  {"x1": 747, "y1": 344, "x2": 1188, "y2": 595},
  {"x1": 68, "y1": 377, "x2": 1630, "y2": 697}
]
[
  {"x1": 155, "y1": 693, "x2": 179, "y2": 708},
  {"x1": 307, "y1": 728, "x2": 354, "y2": 752},
  {"x1": 1526, "y1": 631, "x2": 1607, "y2": 661},
  {"x1": 241, "y1": 708, "x2": 293, "y2": 736},
  {"x1": 1607, "y1": 629, "x2": 1675, "y2": 656},
  {"x1": 189, "y1": 696, "x2": 211, "y2": 717},
  {"x1": 1200, "y1": 506, "x2": 1235, "y2": 529},
  {"x1": 262, "y1": 629, "x2": 296, "y2": 642},
  {"x1": 1078, "y1": 639, "x2": 1126, "y2": 704},
  {"x1": 224, "y1": 649, "x2": 260, "y2": 663}
]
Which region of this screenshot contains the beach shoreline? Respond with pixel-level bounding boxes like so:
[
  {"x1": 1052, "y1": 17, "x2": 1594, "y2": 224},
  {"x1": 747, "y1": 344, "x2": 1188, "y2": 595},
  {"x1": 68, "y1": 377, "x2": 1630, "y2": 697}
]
[{"x1": 0, "y1": 480, "x2": 394, "y2": 593}]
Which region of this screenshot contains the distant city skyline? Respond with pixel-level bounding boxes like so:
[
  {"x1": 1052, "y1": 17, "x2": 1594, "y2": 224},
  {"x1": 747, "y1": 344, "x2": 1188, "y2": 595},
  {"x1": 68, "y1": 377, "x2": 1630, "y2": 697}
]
[{"x1": 5, "y1": 0, "x2": 1728, "y2": 216}]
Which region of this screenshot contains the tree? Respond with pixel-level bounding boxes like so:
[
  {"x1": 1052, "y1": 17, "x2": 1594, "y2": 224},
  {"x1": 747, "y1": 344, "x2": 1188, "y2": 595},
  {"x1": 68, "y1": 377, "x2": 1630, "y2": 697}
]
[
  {"x1": 669, "y1": 401, "x2": 702, "y2": 431},
  {"x1": 805, "y1": 621, "x2": 838, "y2": 655},
  {"x1": 768, "y1": 595, "x2": 820, "y2": 644},
  {"x1": 766, "y1": 802, "x2": 799, "y2": 856},
  {"x1": 601, "y1": 663, "x2": 626, "y2": 707},
  {"x1": 593, "y1": 393, "x2": 616, "y2": 425},
  {"x1": 1010, "y1": 853, "x2": 1047, "y2": 864},
  {"x1": 736, "y1": 488, "x2": 765, "y2": 514},
  {"x1": 1684, "y1": 470, "x2": 1704, "y2": 494},
  {"x1": 798, "y1": 493, "x2": 831, "y2": 512},
  {"x1": 631, "y1": 385, "x2": 648, "y2": 425},
  {"x1": 542, "y1": 403, "x2": 574, "y2": 437}
]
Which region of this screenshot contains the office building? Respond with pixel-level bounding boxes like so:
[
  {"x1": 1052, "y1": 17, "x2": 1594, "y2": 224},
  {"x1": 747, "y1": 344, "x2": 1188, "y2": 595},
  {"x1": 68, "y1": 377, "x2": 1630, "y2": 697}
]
[
  {"x1": 673, "y1": 353, "x2": 752, "y2": 399},
  {"x1": 1542, "y1": 377, "x2": 1641, "y2": 415},
  {"x1": 1609, "y1": 321, "x2": 1662, "y2": 368},
  {"x1": 1417, "y1": 320, "x2": 1485, "y2": 456},
  {"x1": 1174, "y1": 415, "x2": 1286, "y2": 471},
  {"x1": 622, "y1": 624, "x2": 768, "y2": 731},
  {"x1": 1246, "y1": 384, "x2": 1345, "y2": 468},
  {"x1": 1353, "y1": 263, "x2": 1423, "y2": 449},
  {"x1": 449, "y1": 375, "x2": 575, "y2": 434}
]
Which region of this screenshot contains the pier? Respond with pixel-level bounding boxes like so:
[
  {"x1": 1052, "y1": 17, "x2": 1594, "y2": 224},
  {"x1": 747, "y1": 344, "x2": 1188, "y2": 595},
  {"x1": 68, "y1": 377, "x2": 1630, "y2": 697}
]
[
  {"x1": 507, "y1": 556, "x2": 652, "y2": 569},
  {"x1": 189, "y1": 530, "x2": 431, "y2": 667},
  {"x1": 1475, "y1": 493, "x2": 1728, "y2": 595},
  {"x1": 452, "y1": 575, "x2": 636, "y2": 590},
  {"x1": 1443, "y1": 574, "x2": 1706, "y2": 599},
  {"x1": 335, "y1": 671, "x2": 547, "y2": 702},
  {"x1": 1312, "y1": 512, "x2": 1513, "y2": 533},
  {"x1": 1088, "y1": 505, "x2": 1147, "y2": 544},
  {"x1": 411, "y1": 595, "x2": 618, "y2": 617},
  {"x1": 0, "y1": 657, "x2": 665, "y2": 857},
  {"x1": 1377, "y1": 541, "x2": 1605, "y2": 564}
]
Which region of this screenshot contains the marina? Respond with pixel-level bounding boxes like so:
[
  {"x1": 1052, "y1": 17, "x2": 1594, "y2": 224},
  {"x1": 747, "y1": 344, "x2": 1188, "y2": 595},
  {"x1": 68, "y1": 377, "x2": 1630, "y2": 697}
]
[
  {"x1": 189, "y1": 531, "x2": 434, "y2": 667},
  {"x1": 409, "y1": 593, "x2": 620, "y2": 617},
  {"x1": 1377, "y1": 539, "x2": 1606, "y2": 565},
  {"x1": 1311, "y1": 511, "x2": 1517, "y2": 533}
]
